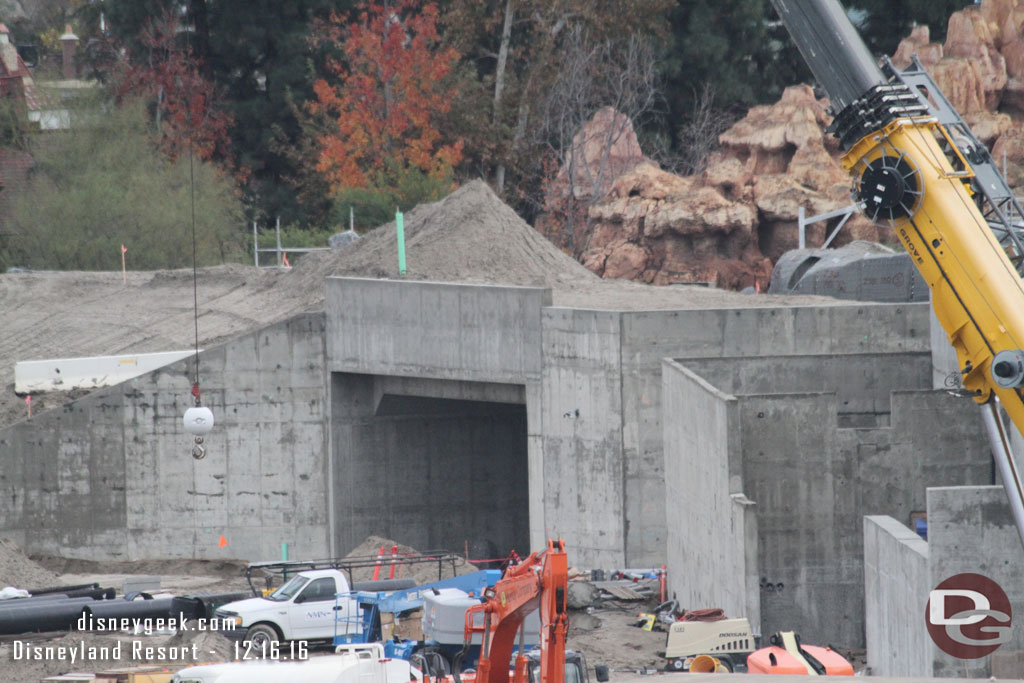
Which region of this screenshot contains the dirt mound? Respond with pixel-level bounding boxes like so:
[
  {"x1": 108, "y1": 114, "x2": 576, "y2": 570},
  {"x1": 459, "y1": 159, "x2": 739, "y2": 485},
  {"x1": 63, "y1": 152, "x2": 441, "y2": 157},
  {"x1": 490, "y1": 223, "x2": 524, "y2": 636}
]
[
  {"x1": 342, "y1": 535, "x2": 478, "y2": 585},
  {"x1": 289, "y1": 180, "x2": 601, "y2": 291},
  {"x1": 0, "y1": 537, "x2": 60, "y2": 589},
  {"x1": 289, "y1": 178, "x2": 839, "y2": 311}
]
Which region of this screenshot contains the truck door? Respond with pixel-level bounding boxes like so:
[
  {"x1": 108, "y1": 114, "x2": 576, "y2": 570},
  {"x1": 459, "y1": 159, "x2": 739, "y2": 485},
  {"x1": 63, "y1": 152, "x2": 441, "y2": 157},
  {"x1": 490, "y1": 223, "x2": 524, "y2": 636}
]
[{"x1": 289, "y1": 576, "x2": 339, "y2": 639}]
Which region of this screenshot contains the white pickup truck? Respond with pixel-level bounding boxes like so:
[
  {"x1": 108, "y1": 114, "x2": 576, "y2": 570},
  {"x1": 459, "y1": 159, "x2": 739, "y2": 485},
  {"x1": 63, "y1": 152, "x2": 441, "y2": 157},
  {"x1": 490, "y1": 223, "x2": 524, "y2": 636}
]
[
  {"x1": 214, "y1": 569, "x2": 414, "y2": 649},
  {"x1": 171, "y1": 643, "x2": 420, "y2": 683}
]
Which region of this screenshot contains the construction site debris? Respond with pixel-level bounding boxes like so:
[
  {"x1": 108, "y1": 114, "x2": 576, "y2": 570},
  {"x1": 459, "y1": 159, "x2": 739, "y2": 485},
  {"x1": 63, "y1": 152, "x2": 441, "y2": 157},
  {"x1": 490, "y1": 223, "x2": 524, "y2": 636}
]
[
  {"x1": 566, "y1": 582, "x2": 600, "y2": 610},
  {"x1": 341, "y1": 536, "x2": 479, "y2": 585}
]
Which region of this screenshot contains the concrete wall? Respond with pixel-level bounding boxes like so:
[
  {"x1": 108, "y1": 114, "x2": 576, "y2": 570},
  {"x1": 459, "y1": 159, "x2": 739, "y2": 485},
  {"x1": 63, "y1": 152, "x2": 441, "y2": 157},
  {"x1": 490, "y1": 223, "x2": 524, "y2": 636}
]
[
  {"x1": 0, "y1": 313, "x2": 330, "y2": 562},
  {"x1": 326, "y1": 278, "x2": 547, "y2": 562},
  {"x1": 662, "y1": 359, "x2": 759, "y2": 631},
  {"x1": 864, "y1": 487, "x2": 1024, "y2": 679},
  {"x1": 330, "y1": 372, "x2": 529, "y2": 559},
  {"x1": 928, "y1": 486, "x2": 1024, "y2": 678},
  {"x1": 664, "y1": 350, "x2": 991, "y2": 648},
  {"x1": 326, "y1": 278, "x2": 934, "y2": 569},
  {"x1": 620, "y1": 303, "x2": 931, "y2": 567},
  {"x1": 864, "y1": 515, "x2": 932, "y2": 677},
  {"x1": 326, "y1": 278, "x2": 549, "y2": 384},
  {"x1": 539, "y1": 309, "x2": 625, "y2": 568}
]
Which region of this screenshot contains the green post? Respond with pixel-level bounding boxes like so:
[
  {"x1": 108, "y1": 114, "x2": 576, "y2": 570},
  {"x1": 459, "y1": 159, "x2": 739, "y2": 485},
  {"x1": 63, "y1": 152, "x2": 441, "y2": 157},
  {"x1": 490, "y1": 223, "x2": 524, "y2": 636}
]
[
  {"x1": 282, "y1": 542, "x2": 288, "y2": 561},
  {"x1": 396, "y1": 209, "x2": 406, "y2": 275}
]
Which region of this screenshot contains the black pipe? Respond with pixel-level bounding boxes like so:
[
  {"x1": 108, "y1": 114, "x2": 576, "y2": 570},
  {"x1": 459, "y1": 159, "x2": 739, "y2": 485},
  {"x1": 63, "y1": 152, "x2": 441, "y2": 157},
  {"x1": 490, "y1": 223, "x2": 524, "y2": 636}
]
[
  {"x1": 82, "y1": 598, "x2": 175, "y2": 623},
  {"x1": 26, "y1": 583, "x2": 99, "y2": 596},
  {"x1": 51, "y1": 587, "x2": 115, "y2": 601},
  {"x1": 177, "y1": 592, "x2": 251, "y2": 620},
  {"x1": 0, "y1": 598, "x2": 95, "y2": 635},
  {"x1": 768, "y1": 0, "x2": 885, "y2": 110},
  {"x1": 0, "y1": 594, "x2": 71, "y2": 607},
  {"x1": 352, "y1": 578, "x2": 417, "y2": 592}
]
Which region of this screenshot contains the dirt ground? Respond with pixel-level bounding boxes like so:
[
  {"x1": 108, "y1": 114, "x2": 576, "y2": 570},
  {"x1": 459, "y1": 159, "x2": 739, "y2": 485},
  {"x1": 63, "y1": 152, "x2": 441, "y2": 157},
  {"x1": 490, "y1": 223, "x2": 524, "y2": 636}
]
[
  {"x1": 0, "y1": 544, "x2": 672, "y2": 682},
  {"x1": 0, "y1": 549, "x2": 867, "y2": 682}
]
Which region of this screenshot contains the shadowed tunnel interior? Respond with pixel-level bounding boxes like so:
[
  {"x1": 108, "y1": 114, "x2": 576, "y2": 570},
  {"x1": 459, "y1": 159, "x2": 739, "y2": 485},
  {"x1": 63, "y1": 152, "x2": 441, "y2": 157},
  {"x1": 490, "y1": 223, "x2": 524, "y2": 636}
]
[{"x1": 331, "y1": 373, "x2": 529, "y2": 561}]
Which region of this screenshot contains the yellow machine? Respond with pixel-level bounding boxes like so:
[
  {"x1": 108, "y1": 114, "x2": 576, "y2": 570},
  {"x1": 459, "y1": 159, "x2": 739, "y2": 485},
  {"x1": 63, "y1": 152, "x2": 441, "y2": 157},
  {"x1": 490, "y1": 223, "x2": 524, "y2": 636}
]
[{"x1": 770, "y1": 0, "x2": 1024, "y2": 543}]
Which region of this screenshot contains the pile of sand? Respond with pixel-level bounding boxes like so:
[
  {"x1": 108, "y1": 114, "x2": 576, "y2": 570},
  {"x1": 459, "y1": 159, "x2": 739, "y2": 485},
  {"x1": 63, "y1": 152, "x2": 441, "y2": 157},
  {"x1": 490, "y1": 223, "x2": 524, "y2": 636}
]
[
  {"x1": 0, "y1": 537, "x2": 60, "y2": 590},
  {"x1": 341, "y1": 535, "x2": 478, "y2": 585},
  {"x1": 291, "y1": 180, "x2": 600, "y2": 291},
  {"x1": 289, "y1": 179, "x2": 847, "y2": 310}
]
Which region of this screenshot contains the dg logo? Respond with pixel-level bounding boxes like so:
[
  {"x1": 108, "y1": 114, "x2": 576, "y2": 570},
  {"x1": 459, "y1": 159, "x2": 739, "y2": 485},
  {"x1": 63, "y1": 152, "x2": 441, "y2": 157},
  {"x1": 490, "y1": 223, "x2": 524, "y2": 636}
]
[{"x1": 925, "y1": 573, "x2": 1012, "y2": 659}]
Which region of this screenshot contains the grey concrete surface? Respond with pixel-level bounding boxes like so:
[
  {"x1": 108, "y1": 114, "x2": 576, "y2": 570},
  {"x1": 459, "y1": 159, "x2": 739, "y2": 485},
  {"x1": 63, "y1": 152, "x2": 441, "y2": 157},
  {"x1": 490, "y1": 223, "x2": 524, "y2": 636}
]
[
  {"x1": 326, "y1": 278, "x2": 549, "y2": 384},
  {"x1": 664, "y1": 351, "x2": 991, "y2": 648},
  {"x1": 662, "y1": 360, "x2": 758, "y2": 631},
  {"x1": 325, "y1": 278, "x2": 934, "y2": 569},
  {"x1": 619, "y1": 303, "x2": 931, "y2": 566},
  {"x1": 330, "y1": 372, "x2": 529, "y2": 559},
  {"x1": 863, "y1": 515, "x2": 932, "y2": 677},
  {"x1": 0, "y1": 271, "x2": 958, "y2": 613},
  {"x1": 864, "y1": 487, "x2": 1024, "y2": 679},
  {"x1": 928, "y1": 486, "x2": 1024, "y2": 678},
  {"x1": 0, "y1": 313, "x2": 330, "y2": 561}
]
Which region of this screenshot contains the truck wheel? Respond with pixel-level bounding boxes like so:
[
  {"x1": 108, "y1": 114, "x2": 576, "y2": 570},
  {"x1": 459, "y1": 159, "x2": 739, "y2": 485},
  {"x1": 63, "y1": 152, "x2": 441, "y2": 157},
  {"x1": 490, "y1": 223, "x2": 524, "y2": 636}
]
[
  {"x1": 668, "y1": 658, "x2": 686, "y2": 671},
  {"x1": 245, "y1": 624, "x2": 280, "y2": 652}
]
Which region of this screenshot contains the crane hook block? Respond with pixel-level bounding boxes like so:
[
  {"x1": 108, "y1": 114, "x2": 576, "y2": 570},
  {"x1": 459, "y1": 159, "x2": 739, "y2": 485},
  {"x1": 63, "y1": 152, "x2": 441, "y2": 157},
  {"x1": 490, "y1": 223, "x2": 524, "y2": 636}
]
[
  {"x1": 992, "y1": 349, "x2": 1024, "y2": 389},
  {"x1": 184, "y1": 406, "x2": 215, "y2": 436}
]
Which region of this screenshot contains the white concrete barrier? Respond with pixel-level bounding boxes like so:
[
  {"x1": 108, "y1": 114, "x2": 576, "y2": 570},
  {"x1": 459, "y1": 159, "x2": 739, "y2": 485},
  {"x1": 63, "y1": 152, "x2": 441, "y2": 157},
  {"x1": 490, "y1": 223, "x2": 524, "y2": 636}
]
[{"x1": 15, "y1": 350, "x2": 197, "y2": 393}]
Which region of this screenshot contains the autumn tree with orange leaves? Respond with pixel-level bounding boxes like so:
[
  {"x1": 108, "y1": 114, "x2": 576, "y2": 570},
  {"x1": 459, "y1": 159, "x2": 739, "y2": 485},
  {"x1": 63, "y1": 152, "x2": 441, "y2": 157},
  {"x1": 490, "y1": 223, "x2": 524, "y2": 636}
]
[{"x1": 311, "y1": 0, "x2": 463, "y2": 227}]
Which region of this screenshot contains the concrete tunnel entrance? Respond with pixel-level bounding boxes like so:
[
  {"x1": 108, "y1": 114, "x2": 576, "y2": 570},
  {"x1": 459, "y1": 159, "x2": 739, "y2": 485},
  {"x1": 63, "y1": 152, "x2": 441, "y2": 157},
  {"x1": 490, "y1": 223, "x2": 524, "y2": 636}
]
[{"x1": 331, "y1": 373, "x2": 530, "y2": 561}]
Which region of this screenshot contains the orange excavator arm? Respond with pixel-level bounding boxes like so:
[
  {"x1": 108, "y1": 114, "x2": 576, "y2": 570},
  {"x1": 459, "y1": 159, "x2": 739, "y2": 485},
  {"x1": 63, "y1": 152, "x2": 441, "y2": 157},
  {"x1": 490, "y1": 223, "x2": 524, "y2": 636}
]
[{"x1": 463, "y1": 539, "x2": 569, "y2": 683}]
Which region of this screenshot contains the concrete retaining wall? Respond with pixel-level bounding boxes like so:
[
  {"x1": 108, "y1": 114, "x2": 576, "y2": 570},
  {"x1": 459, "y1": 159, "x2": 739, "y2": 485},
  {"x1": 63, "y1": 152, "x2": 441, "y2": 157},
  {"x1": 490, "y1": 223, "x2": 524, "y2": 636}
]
[
  {"x1": 326, "y1": 278, "x2": 934, "y2": 568},
  {"x1": 663, "y1": 359, "x2": 758, "y2": 630},
  {"x1": 664, "y1": 350, "x2": 990, "y2": 648},
  {"x1": 864, "y1": 487, "x2": 1024, "y2": 679},
  {"x1": 928, "y1": 486, "x2": 1024, "y2": 678},
  {"x1": 620, "y1": 303, "x2": 931, "y2": 566},
  {"x1": 863, "y1": 515, "x2": 932, "y2": 677},
  {"x1": 0, "y1": 313, "x2": 330, "y2": 562}
]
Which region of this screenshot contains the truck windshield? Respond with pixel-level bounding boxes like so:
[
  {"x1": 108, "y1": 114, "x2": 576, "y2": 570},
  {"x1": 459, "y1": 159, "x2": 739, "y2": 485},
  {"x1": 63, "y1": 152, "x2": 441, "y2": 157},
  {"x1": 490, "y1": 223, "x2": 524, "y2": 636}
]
[{"x1": 267, "y1": 575, "x2": 309, "y2": 601}]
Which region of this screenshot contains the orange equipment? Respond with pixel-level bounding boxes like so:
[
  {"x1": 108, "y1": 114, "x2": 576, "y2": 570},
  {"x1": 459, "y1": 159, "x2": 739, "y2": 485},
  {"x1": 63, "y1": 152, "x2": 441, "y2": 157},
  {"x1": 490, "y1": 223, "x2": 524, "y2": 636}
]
[
  {"x1": 747, "y1": 632, "x2": 853, "y2": 676},
  {"x1": 460, "y1": 539, "x2": 569, "y2": 683}
]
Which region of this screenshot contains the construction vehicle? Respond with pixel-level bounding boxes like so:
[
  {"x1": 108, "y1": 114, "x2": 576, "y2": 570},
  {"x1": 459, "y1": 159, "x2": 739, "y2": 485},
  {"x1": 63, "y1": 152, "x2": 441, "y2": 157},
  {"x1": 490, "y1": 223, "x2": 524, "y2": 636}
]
[
  {"x1": 662, "y1": 617, "x2": 756, "y2": 672},
  {"x1": 768, "y1": 0, "x2": 1024, "y2": 545},
  {"x1": 450, "y1": 539, "x2": 595, "y2": 683},
  {"x1": 747, "y1": 632, "x2": 854, "y2": 675},
  {"x1": 214, "y1": 549, "x2": 462, "y2": 649},
  {"x1": 169, "y1": 642, "x2": 421, "y2": 683}
]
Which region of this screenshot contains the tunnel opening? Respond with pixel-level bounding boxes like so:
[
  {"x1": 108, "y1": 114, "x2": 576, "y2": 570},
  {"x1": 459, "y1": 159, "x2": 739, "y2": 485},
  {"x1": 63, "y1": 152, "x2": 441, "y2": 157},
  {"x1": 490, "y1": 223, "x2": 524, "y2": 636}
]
[{"x1": 331, "y1": 373, "x2": 529, "y2": 563}]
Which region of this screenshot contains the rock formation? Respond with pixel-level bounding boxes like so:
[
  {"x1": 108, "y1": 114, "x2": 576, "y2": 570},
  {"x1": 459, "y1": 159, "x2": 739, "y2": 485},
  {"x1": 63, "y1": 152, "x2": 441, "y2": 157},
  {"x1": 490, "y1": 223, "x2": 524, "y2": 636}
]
[{"x1": 537, "y1": 0, "x2": 1024, "y2": 290}]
